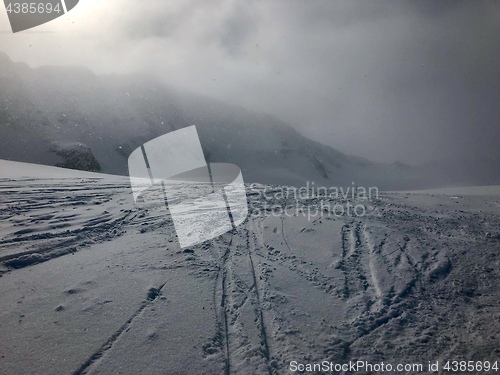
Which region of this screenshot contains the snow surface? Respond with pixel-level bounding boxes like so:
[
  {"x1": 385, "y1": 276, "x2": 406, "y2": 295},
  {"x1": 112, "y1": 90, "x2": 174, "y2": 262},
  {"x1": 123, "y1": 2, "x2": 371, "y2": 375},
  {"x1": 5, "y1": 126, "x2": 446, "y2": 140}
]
[{"x1": 0, "y1": 160, "x2": 499, "y2": 374}]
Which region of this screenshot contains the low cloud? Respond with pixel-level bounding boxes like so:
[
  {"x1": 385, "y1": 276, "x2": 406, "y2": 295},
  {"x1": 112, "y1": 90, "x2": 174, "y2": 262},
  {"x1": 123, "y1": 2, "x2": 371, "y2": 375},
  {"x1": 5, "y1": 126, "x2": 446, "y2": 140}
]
[{"x1": 0, "y1": 0, "x2": 498, "y2": 163}]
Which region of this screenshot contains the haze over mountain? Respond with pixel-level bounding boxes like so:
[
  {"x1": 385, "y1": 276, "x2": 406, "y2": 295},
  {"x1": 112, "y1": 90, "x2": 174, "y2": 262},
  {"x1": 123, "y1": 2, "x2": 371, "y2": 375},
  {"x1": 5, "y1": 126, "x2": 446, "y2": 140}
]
[
  {"x1": 0, "y1": 52, "x2": 498, "y2": 190},
  {"x1": 1, "y1": 3, "x2": 498, "y2": 374}
]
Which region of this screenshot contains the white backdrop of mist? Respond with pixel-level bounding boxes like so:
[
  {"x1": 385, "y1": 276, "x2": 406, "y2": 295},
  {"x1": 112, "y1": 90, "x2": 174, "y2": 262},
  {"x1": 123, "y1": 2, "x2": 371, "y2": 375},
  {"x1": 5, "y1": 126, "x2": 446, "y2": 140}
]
[{"x1": 0, "y1": 0, "x2": 498, "y2": 164}]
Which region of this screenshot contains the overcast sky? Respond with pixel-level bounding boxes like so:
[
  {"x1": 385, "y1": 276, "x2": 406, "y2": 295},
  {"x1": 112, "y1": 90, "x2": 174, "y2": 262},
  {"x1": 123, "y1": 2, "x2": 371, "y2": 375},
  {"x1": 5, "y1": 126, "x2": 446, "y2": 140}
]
[{"x1": 1, "y1": 0, "x2": 498, "y2": 164}]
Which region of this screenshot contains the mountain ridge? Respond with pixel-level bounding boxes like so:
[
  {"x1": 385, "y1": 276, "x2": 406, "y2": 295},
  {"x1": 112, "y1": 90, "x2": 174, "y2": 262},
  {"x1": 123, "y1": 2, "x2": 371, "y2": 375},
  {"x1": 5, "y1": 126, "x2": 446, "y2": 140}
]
[{"x1": 0, "y1": 51, "x2": 498, "y2": 190}]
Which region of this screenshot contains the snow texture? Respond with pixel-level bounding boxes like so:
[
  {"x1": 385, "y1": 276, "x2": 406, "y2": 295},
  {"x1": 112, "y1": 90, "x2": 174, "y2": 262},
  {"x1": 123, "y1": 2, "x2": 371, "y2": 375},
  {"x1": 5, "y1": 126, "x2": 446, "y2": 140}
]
[{"x1": 0, "y1": 160, "x2": 499, "y2": 374}]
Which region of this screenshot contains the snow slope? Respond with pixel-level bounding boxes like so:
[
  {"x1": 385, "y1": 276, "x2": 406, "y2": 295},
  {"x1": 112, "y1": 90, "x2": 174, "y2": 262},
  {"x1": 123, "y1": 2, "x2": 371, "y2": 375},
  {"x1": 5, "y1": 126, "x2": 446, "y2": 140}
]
[
  {"x1": 0, "y1": 161, "x2": 499, "y2": 374},
  {"x1": 0, "y1": 159, "x2": 125, "y2": 179}
]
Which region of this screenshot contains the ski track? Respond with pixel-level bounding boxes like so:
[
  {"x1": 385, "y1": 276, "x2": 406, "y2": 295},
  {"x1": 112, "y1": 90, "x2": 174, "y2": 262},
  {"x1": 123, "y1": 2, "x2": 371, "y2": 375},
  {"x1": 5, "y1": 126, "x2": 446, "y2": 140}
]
[
  {"x1": 72, "y1": 282, "x2": 167, "y2": 375},
  {"x1": 340, "y1": 222, "x2": 371, "y2": 299},
  {"x1": 207, "y1": 221, "x2": 273, "y2": 375},
  {"x1": 362, "y1": 226, "x2": 383, "y2": 298},
  {"x1": 247, "y1": 220, "x2": 273, "y2": 373}
]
